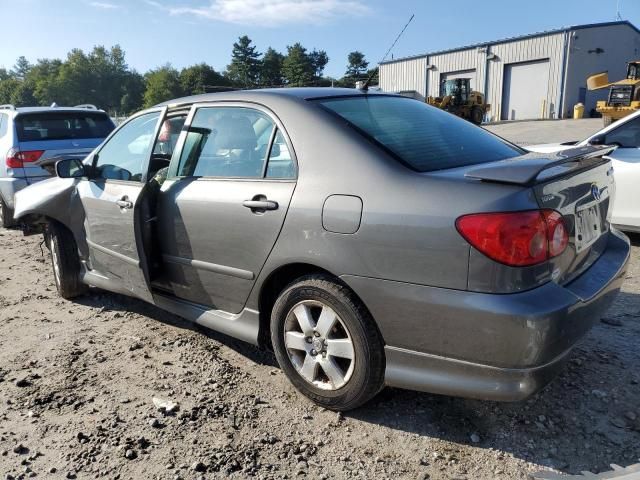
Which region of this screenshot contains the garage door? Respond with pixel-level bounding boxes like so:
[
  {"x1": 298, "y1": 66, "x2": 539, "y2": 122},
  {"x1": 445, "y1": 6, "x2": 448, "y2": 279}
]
[
  {"x1": 501, "y1": 60, "x2": 550, "y2": 120},
  {"x1": 440, "y1": 70, "x2": 475, "y2": 96}
]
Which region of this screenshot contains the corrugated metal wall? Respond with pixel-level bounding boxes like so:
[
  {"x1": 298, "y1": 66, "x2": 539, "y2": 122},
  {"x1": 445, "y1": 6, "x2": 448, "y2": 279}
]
[
  {"x1": 427, "y1": 49, "x2": 485, "y2": 98},
  {"x1": 487, "y1": 33, "x2": 565, "y2": 120},
  {"x1": 379, "y1": 32, "x2": 567, "y2": 120},
  {"x1": 379, "y1": 56, "x2": 429, "y2": 99}
]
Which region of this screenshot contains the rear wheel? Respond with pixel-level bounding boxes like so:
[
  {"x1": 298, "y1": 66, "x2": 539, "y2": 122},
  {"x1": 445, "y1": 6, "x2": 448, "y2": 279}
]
[
  {"x1": 470, "y1": 107, "x2": 484, "y2": 125},
  {"x1": 0, "y1": 197, "x2": 15, "y2": 228},
  {"x1": 48, "y1": 221, "x2": 88, "y2": 299},
  {"x1": 270, "y1": 275, "x2": 385, "y2": 411},
  {"x1": 603, "y1": 115, "x2": 613, "y2": 127}
]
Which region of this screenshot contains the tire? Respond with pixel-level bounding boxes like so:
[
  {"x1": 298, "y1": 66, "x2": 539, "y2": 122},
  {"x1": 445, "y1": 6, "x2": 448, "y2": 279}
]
[
  {"x1": 270, "y1": 274, "x2": 385, "y2": 411},
  {"x1": 0, "y1": 197, "x2": 15, "y2": 228},
  {"x1": 470, "y1": 106, "x2": 484, "y2": 125},
  {"x1": 47, "y1": 221, "x2": 88, "y2": 299},
  {"x1": 603, "y1": 115, "x2": 613, "y2": 127}
]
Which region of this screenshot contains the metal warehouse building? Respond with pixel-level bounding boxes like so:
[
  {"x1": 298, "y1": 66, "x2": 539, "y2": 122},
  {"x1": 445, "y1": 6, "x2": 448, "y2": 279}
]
[{"x1": 379, "y1": 21, "x2": 640, "y2": 121}]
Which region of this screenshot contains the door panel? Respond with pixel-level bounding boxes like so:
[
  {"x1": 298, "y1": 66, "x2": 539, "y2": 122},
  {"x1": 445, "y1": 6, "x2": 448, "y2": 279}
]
[
  {"x1": 78, "y1": 109, "x2": 165, "y2": 302},
  {"x1": 156, "y1": 178, "x2": 295, "y2": 313},
  {"x1": 79, "y1": 180, "x2": 148, "y2": 296},
  {"x1": 609, "y1": 149, "x2": 640, "y2": 228}
]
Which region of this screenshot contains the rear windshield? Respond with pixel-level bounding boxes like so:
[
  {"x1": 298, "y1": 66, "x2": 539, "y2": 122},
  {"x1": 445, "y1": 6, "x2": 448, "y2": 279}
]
[
  {"x1": 315, "y1": 95, "x2": 523, "y2": 172},
  {"x1": 15, "y1": 112, "x2": 115, "y2": 142}
]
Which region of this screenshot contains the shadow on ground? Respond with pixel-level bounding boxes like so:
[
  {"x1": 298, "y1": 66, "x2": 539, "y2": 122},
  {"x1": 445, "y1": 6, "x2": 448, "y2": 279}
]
[{"x1": 72, "y1": 262, "x2": 640, "y2": 476}]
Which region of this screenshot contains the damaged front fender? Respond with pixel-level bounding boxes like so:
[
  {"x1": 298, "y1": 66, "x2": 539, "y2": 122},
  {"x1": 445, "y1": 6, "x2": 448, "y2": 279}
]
[{"x1": 14, "y1": 177, "x2": 88, "y2": 258}]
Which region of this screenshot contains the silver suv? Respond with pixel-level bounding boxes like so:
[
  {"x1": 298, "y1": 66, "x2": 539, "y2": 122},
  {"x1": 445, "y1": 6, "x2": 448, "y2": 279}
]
[{"x1": 0, "y1": 104, "x2": 115, "y2": 227}]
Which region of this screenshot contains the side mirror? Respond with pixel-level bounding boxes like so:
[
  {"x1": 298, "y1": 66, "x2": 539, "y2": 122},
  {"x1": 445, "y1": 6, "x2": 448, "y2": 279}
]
[
  {"x1": 588, "y1": 134, "x2": 606, "y2": 146},
  {"x1": 55, "y1": 158, "x2": 87, "y2": 178}
]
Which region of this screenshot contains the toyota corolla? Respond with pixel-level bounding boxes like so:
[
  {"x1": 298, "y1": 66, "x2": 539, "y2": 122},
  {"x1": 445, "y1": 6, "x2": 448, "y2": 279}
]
[{"x1": 14, "y1": 88, "x2": 630, "y2": 410}]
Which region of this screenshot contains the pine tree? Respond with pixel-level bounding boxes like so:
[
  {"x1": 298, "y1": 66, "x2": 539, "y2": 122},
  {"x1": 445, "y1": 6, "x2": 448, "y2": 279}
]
[{"x1": 226, "y1": 35, "x2": 261, "y2": 87}]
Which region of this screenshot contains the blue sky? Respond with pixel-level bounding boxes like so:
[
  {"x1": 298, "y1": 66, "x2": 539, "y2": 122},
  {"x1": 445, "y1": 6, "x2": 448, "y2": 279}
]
[{"x1": 1, "y1": 0, "x2": 639, "y2": 79}]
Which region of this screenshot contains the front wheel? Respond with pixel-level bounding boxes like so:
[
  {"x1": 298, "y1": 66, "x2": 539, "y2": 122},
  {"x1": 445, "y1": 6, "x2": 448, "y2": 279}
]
[
  {"x1": 470, "y1": 107, "x2": 484, "y2": 125},
  {"x1": 270, "y1": 275, "x2": 385, "y2": 411},
  {"x1": 48, "y1": 221, "x2": 88, "y2": 299},
  {"x1": 0, "y1": 197, "x2": 15, "y2": 228}
]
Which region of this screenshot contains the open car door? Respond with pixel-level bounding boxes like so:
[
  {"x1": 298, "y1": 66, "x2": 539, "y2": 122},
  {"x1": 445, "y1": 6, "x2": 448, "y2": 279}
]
[{"x1": 76, "y1": 107, "x2": 167, "y2": 303}]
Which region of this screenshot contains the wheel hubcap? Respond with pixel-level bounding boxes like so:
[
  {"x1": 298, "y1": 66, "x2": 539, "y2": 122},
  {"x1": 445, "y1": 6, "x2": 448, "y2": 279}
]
[{"x1": 283, "y1": 300, "x2": 355, "y2": 391}]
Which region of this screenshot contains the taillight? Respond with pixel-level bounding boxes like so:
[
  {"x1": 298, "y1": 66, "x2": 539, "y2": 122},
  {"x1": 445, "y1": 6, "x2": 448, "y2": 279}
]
[
  {"x1": 6, "y1": 148, "x2": 44, "y2": 168},
  {"x1": 456, "y1": 209, "x2": 569, "y2": 267}
]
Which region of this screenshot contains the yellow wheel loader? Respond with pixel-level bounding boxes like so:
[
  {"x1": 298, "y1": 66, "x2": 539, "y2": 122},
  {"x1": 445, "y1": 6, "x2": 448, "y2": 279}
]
[
  {"x1": 426, "y1": 78, "x2": 490, "y2": 125},
  {"x1": 587, "y1": 61, "x2": 640, "y2": 126}
]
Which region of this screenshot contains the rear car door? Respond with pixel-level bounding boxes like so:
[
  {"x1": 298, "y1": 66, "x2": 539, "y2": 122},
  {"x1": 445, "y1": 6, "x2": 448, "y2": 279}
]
[
  {"x1": 155, "y1": 104, "x2": 297, "y2": 313},
  {"x1": 77, "y1": 108, "x2": 166, "y2": 302},
  {"x1": 601, "y1": 116, "x2": 640, "y2": 228}
]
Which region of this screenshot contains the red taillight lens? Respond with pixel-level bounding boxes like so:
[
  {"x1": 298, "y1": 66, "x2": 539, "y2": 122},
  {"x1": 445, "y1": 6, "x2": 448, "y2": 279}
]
[
  {"x1": 456, "y1": 209, "x2": 568, "y2": 267},
  {"x1": 6, "y1": 149, "x2": 44, "y2": 168}
]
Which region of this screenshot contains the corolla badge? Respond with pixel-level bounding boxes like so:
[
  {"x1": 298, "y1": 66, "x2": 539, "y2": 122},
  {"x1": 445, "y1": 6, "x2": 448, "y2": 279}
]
[{"x1": 591, "y1": 184, "x2": 602, "y2": 201}]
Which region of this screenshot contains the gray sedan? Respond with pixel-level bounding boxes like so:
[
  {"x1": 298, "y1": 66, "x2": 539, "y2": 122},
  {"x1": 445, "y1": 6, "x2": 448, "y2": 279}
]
[{"x1": 14, "y1": 88, "x2": 630, "y2": 410}]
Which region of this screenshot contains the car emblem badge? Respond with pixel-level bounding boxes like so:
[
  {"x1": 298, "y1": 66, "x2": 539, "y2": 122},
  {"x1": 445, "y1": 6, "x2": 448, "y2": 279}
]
[{"x1": 591, "y1": 184, "x2": 601, "y2": 201}]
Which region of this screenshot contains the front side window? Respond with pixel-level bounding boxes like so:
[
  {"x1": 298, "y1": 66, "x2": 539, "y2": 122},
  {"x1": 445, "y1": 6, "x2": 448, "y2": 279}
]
[
  {"x1": 176, "y1": 107, "x2": 275, "y2": 178},
  {"x1": 605, "y1": 117, "x2": 640, "y2": 148},
  {"x1": 94, "y1": 111, "x2": 161, "y2": 181},
  {"x1": 315, "y1": 95, "x2": 523, "y2": 172}
]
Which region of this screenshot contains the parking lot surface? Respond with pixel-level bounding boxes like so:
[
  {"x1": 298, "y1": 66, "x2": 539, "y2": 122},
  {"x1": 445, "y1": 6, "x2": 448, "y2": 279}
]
[
  {"x1": 0, "y1": 121, "x2": 638, "y2": 480},
  {"x1": 485, "y1": 118, "x2": 603, "y2": 146}
]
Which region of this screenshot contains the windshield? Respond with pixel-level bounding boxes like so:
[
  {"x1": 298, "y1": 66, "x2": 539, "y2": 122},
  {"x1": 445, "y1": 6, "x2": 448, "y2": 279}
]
[
  {"x1": 315, "y1": 95, "x2": 523, "y2": 172},
  {"x1": 16, "y1": 112, "x2": 115, "y2": 142}
]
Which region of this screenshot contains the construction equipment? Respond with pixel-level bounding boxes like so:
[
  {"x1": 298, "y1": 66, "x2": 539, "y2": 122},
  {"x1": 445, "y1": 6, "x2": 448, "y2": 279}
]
[
  {"x1": 587, "y1": 61, "x2": 640, "y2": 126},
  {"x1": 426, "y1": 78, "x2": 490, "y2": 125}
]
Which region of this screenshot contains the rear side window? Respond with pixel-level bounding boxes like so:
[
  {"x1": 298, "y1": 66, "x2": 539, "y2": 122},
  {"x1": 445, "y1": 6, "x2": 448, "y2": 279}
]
[
  {"x1": 176, "y1": 107, "x2": 276, "y2": 178},
  {"x1": 315, "y1": 96, "x2": 523, "y2": 172},
  {"x1": 15, "y1": 112, "x2": 114, "y2": 142}
]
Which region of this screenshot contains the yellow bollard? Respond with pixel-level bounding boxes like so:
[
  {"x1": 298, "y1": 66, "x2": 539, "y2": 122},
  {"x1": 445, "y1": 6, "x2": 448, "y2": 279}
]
[{"x1": 573, "y1": 103, "x2": 585, "y2": 119}]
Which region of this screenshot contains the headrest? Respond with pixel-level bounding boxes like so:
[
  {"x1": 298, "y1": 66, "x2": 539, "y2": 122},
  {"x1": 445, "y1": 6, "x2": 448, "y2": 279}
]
[{"x1": 215, "y1": 116, "x2": 256, "y2": 150}]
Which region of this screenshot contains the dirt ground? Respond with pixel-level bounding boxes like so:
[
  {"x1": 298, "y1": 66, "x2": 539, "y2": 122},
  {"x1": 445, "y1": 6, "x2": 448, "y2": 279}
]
[
  {"x1": 0, "y1": 229, "x2": 638, "y2": 480},
  {"x1": 1, "y1": 116, "x2": 639, "y2": 479}
]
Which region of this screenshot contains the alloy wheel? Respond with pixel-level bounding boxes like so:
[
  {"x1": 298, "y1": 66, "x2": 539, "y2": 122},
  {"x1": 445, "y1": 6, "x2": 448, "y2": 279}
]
[{"x1": 283, "y1": 300, "x2": 355, "y2": 391}]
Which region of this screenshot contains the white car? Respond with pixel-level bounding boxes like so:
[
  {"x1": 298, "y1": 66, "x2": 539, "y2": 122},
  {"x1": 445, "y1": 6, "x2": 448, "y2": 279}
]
[{"x1": 528, "y1": 111, "x2": 640, "y2": 233}]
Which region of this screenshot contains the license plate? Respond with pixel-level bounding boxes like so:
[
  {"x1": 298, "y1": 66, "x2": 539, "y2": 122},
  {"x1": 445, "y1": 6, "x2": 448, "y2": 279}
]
[{"x1": 575, "y1": 204, "x2": 602, "y2": 253}]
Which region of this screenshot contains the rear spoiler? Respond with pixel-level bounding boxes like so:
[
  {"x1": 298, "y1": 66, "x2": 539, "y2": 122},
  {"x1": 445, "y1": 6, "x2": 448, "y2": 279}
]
[{"x1": 465, "y1": 145, "x2": 616, "y2": 186}]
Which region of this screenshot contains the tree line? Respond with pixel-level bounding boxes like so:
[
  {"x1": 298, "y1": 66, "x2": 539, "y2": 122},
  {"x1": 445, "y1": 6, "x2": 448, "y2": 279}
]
[{"x1": 0, "y1": 36, "x2": 375, "y2": 115}]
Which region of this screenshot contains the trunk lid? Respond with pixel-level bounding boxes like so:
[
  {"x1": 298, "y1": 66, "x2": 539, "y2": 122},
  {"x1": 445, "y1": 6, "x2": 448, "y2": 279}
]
[{"x1": 465, "y1": 145, "x2": 616, "y2": 284}]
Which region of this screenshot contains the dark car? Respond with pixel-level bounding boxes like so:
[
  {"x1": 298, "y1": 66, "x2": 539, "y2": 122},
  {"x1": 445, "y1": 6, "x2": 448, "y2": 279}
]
[{"x1": 14, "y1": 88, "x2": 630, "y2": 410}]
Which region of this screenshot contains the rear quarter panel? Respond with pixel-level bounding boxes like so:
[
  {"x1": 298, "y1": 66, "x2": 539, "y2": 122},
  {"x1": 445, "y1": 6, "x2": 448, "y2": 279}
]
[{"x1": 245, "y1": 97, "x2": 539, "y2": 310}]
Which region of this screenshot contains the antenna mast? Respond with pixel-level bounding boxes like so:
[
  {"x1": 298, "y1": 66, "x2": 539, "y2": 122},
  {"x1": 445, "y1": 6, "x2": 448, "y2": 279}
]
[{"x1": 361, "y1": 13, "x2": 415, "y2": 91}]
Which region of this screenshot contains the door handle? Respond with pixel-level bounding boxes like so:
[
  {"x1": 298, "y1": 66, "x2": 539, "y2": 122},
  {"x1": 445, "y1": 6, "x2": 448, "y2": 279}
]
[
  {"x1": 115, "y1": 197, "x2": 133, "y2": 209},
  {"x1": 243, "y1": 198, "x2": 279, "y2": 212}
]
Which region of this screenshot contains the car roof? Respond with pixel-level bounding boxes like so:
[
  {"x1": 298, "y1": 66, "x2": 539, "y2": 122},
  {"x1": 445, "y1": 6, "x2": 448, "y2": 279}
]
[
  {"x1": 0, "y1": 106, "x2": 108, "y2": 117},
  {"x1": 156, "y1": 87, "x2": 390, "y2": 109}
]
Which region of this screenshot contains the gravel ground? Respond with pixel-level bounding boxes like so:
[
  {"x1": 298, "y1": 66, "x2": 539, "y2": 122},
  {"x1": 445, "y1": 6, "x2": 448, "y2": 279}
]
[
  {"x1": 484, "y1": 119, "x2": 602, "y2": 146},
  {"x1": 1, "y1": 121, "x2": 639, "y2": 479}
]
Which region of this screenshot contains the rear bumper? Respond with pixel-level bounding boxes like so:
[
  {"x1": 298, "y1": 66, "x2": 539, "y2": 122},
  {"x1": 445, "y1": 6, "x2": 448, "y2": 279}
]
[
  {"x1": 342, "y1": 229, "x2": 630, "y2": 401},
  {"x1": 0, "y1": 177, "x2": 28, "y2": 209}
]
